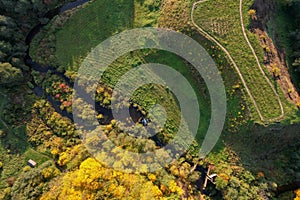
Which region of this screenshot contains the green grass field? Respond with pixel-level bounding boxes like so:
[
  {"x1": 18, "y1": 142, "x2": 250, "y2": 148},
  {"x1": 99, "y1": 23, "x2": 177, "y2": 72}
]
[
  {"x1": 193, "y1": 0, "x2": 291, "y2": 120},
  {"x1": 143, "y1": 50, "x2": 211, "y2": 142},
  {"x1": 55, "y1": 0, "x2": 134, "y2": 69},
  {"x1": 29, "y1": 0, "x2": 300, "y2": 123}
]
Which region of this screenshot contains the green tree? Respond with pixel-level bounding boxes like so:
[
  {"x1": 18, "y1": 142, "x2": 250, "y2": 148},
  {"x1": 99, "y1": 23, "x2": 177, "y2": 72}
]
[
  {"x1": 0, "y1": 62, "x2": 23, "y2": 85},
  {"x1": 11, "y1": 161, "x2": 59, "y2": 200}
]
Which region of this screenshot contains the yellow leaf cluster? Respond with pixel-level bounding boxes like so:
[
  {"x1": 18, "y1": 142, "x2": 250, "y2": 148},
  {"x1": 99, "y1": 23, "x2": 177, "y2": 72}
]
[
  {"x1": 57, "y1": 145, "x2": 82, "y2": 166},
  {"x1": 40, "y1": 157, "x2": 180, "y2": 199},
  {"x1": 295, "y1": 189, "x2": 300, "y2": 200},
  {"x1": 51, "y1": 148, "x2": 59, "y2": 156},
  {"x1": 57, "y1": 151, "x2": 70, "y2": 166},
  {"x1": 148, "y1": 173, "x2": 157, "y2": 182},
  {"x1": 248, "y1": 9, "x2": 256, "y2": 16},
  {"x1": 168, "y1": 180, "x2": 183, "y2": 195},
  {"x1": 42, "y1": 166, "x2": 60, "y2": 179}
]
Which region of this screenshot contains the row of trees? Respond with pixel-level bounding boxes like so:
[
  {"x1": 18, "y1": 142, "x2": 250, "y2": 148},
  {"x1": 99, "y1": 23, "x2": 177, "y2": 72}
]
[
  {"x1": 40, "y1": 157, "x2": 184, "y2": 200},
  {"x1": 26, "y1": 99, "x2": 79, "y2": 150}
]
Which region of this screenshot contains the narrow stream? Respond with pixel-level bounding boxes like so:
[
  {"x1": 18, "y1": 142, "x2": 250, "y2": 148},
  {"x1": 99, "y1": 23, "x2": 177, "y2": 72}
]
[
  {"x1": 24, "y1": 0, "x2": 144, "y2": 125},
  {"x1": 23, "y1": 0, "x2": 220, "y2": 196}
]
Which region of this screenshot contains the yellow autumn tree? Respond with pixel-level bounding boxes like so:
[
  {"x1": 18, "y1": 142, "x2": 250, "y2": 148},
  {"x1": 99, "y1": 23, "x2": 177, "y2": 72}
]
[
  {"x1": 40, "y1": 157, "x2": 183, "y2": 200},
  {"x1": 295, "y1": 189, "x2": 300, "y2": 200}
]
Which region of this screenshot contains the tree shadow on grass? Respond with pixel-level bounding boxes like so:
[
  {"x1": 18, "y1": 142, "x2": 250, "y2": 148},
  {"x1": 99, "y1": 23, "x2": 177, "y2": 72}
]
[
  {"x1": 223, "y1": 123, "x2": 300, "y2": 190},
  {"x1": 0, "y1": 125, "x2": 29, "y2": 155},
  {"x1": 0, "y1": 90, "x2": 29, "y2": 155},
  {"x1": 273, "y1": 78, "x2": 279, "y2": 93}
]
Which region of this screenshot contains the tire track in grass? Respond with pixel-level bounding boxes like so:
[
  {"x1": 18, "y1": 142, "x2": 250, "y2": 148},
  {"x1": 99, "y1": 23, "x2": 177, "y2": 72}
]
[{"x1": 191, "y1": 0, "x2": 284, "y2": 122}]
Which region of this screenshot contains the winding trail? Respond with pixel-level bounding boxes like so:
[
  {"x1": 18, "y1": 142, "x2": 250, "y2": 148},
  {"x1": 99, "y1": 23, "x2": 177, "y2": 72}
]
[
  {"x1": 239, "y1": 0, "x2": 284, "y2": 121},
  {"x1": 191, "y1": 0, "x2": 284, "y2": 122}
]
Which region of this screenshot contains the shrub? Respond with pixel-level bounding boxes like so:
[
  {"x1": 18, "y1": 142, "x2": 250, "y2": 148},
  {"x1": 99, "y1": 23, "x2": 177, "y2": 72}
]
[
  {"x1": 6, "y1": 177, "x2": 16, "y2": 187},
  {"x1": 288, "y1": 88, "x2": 293, "y2": 94},
  {"x1": 248, "y1": 9, "x2": 256, "y2": 17},
  {"x1": 272, "y1": 65, "x2": 281, "y2": 78},
  {"x1": 0, "y1": 130, "x2": 6, "y2": 138},
  {"x1": 22, "y1": 166, "x2": 31, "y2": 172}
]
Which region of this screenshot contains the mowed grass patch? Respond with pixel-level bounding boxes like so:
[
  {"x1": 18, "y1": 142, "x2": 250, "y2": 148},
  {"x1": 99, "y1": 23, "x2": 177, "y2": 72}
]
[
  {"x1": 55, "y1": 0, "x2": 134, "y2": 69},
  {"x1": 30, "y1": 0, "x2": 160, "y2": 72},
  {"x1": 193, "y1": 0, "x2": 283, "y2": 120},
  {"x1": 23, "y1": 148, "x2": 50, "y2": 166}
]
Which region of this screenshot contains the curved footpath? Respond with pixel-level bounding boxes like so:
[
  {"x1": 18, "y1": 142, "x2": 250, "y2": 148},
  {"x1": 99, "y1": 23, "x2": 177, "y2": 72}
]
[
  {"x1": 191, "y1": 0, "x2": 284, "y2": 122},
  {"x1": 239, "y1": 0, "x2": 284, "y2": 121}
]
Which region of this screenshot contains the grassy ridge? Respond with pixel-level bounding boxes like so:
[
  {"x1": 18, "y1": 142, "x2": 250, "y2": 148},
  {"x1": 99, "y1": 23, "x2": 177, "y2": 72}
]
[
  {"x1": 134, "y1": 0, "x2": 160, "y2": 27},
  {"x1": 194, "y1": 0, "x2": 283, "y2": 120}
]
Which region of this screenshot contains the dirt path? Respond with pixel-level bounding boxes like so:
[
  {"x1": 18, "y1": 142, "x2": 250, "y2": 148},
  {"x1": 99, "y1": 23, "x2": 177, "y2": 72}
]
[
  {"x1": 249, "y1": 0, "x2": 300, "y2": 106},
  {"x1": 239, "y1": 0, "x2": 284, "y2": 121},
  {"x1": 191, "y1": 0, "x2": 284, "y2": 122}
]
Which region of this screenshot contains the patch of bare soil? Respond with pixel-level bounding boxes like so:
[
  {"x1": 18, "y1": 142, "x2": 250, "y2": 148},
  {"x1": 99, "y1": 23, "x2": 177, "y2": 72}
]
[
  {"x1": 250, "y1": 0, "x2": 300, "y2": 105},
  {"x1": 257, "y1": 29, "x2": 300, "y2": 104}
]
